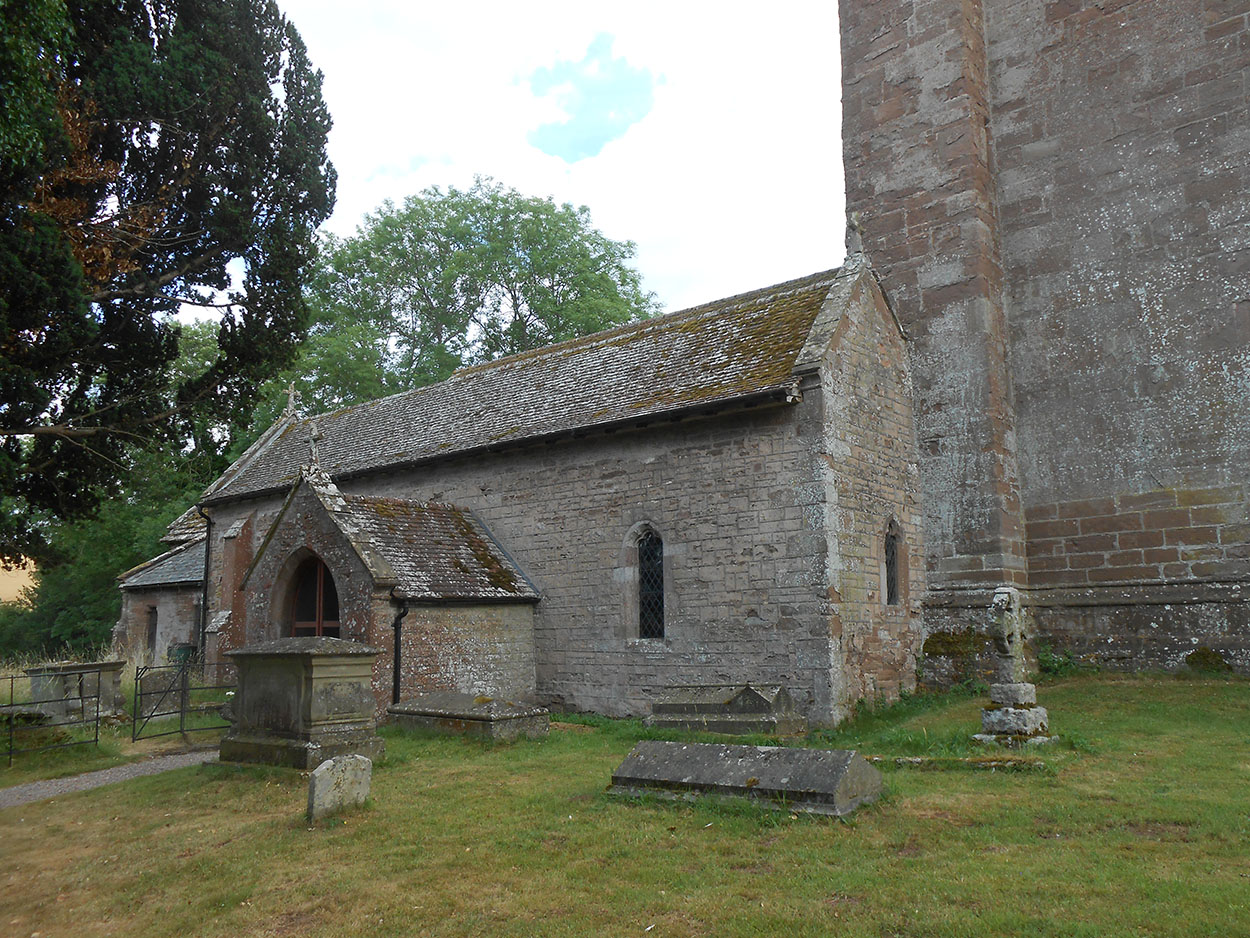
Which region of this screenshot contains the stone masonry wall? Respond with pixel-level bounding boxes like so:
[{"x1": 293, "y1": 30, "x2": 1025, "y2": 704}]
[
  {"x1": 990, "y1": 0, "x2": 1250, "y2": 668},
  {"x1": 820, "y1": 275, "x2": 926, "y2": 705},
  {"x1": 397, "y1": 604, "x2": 536, "y2": 702},
  {"x1": 234, "y1": 486, "x2": 379, "y2": 648},
  {"x1": 840, "y1": 0, "x2": 1028, "y2": 592},
  {"x1": 342, "y1": 399, "x2": 843, "y2": 724},
  {"x1": 991, "y1": 1, "x2": 1250, "y2": 514},
  {"x1": 840, "y1": 0, "x2": 1250, "y2": 674},
  {"x1": 115, "y1": 585, "x2": 200, "y2": 666}
]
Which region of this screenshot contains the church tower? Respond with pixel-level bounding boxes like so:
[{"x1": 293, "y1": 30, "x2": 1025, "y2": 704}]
[{"x1": 840, "y1": 0, "x2": 1250, "y2": 673}]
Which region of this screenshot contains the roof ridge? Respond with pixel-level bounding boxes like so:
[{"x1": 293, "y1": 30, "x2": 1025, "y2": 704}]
[{"x1": 201, "y1": 265, "x2": 847, "y2": 504}]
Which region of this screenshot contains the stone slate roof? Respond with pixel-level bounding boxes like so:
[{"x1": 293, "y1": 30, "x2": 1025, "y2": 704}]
[
  {"x1": 340, "y1": 494, "x2": 538, "y2": 603},
  {"x1": 118, "y1": 538, "x2": 205, "y2": 590},
  {"x1": 202, "y1": 267, "x2": 846, "y2": 504},
  {"x1": 161, "y1": 505, "x2": 207, "y2": 544}
]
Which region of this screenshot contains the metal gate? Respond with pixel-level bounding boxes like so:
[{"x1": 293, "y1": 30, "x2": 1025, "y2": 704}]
[
  {"x1": 2, "y1": 669, "x2": 102, "y2": 766},
  {"x1": 132, "y1": 658, "x2": 234, "y2": 741}
]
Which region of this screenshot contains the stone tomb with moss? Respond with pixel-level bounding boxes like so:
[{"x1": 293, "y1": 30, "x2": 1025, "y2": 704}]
[{"x1": 219, "y1": 637, "x2": 385, "y2": 769}]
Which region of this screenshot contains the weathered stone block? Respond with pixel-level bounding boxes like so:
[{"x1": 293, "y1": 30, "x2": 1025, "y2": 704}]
[
  {"x1": 388, "y1": 691, "x2": 548, "y2": 740},
  {"x1": 981, "y1": 705, "x2": 1048, "y2": 736},
  {"x1": 220, "y1": 637, "x2": 385, "y2": 769},
  {"x1": 989, "y1": 682, "x2": 1036, "y2": 707},
  {"x1": 307, "y1": 754, "x2": 372, "y2": 821},
  {"x1": 25, "y1": 660, "x2": 126, "y2": 719},
  {"x1": 649, "y1": 684, "x2": 807, "y2": 735},
  {"x1": 609, "y1": 741, "x2": 881, "y2": 816}
]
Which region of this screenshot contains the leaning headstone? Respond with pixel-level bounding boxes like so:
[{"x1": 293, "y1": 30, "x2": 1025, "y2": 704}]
[
  {"x1": 307, "y1": 754, "x2": 372, "y2": 821},
  {"x1": 609, "y1": 741, "x2": 881, "y2": 816}
]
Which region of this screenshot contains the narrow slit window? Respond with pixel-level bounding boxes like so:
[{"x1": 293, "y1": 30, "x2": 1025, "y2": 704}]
[
  {"x1": 146, "y1": 606, "x2": 158, "y2": 655},
  {"x1": 884, "y1": 522, "x2": 902, "y2": 607},
  {"x1": 638, "y1": 531, "x2": 664, "y2": 639}
]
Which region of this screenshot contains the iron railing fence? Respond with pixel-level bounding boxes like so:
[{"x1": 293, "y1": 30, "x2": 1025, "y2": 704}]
[{"x1": 2, "y1": 669, "x2": 101, "y2": 767}]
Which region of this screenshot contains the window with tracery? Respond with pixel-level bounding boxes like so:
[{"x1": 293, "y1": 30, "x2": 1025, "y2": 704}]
[
  {"x1": 638, "y1": 530, "x2": 664, "y2": 639},
  {"x1": 292, "y1": 557, "x2": 340, "y2": 637}
]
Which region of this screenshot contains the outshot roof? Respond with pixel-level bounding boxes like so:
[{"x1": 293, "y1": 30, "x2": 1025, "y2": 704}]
[
  {"x1": 251, "y1": 467, "x2": 538, "y2": 603},
  {"x1": 118, "y1": 538, "x2": 206, "y2": 590}
]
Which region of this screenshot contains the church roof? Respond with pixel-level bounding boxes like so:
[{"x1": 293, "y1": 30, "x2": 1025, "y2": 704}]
[
  {"x1": 202, "y1": 266, "x2": 848, "y2": 504},
  {"x1": 242, "y1": 467, "x2": 538, "y2": 603},
  {"x1": 340, "y1": 494, "x2": 537, "y2": 602},
  {"x1": 118, "y1": 537, "x2": 206, "y2": 590},
  {"x1": 161, "y1": 505, "x2": 207, "y2": 544}
]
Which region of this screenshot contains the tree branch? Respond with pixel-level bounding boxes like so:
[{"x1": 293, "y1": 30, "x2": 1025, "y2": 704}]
[{"x1": 88, "y1": 245, "x2": 228, "y2": 303}]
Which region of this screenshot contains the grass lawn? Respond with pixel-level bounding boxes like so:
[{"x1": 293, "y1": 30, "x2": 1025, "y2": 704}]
[{"x1": 2, "y1": 675, "x2": 1247, "y2": 937}]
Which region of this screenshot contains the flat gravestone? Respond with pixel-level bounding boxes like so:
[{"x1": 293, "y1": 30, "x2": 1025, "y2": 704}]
[
  {"x1": 388, "y1": 691, "x2": 549, "y2": 741},
  {"x1": 307, "y1": 754, "x2": 372, "y2": 821},
  {"x1": 650, "y1": 684, "x2": 806, "y2": 735},
  {"x1": 609, "y1": 741, "x2": 881, "y2": 816}
]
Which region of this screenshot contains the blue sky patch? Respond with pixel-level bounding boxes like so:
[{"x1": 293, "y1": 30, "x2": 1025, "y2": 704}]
[{"x1": 528, "y1": 33, "x2": 656, "y2": 162}]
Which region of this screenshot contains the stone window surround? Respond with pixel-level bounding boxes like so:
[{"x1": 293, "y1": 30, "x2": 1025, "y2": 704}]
[
  {"x1": 618, "y1": 520, "x2": 672, "y2": 645},
  {"x1": 881, "y1": 517, "x2": 907, "y2": 610}
]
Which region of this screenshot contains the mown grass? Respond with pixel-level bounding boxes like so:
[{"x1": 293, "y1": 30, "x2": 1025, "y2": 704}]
[{"x1": 2, "y1": 675, "x2": 1248, "y2": 937}]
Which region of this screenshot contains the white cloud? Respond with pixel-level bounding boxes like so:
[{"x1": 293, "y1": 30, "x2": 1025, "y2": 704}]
[{"x1": 280, "y1": 1, "x2": 845, "y2": 311}]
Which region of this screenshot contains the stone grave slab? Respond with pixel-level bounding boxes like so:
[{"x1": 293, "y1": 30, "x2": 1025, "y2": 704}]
[
  {"x1": 388, "y1": 691, "x2": 549, "y2": 741},
  {"x1": 650, "y1": 684, "x2": 806, "y2": 735},
  {"x1": 307, "y1": 754, "x2": 372, "y2": 821},
  {"x1": 609, "y1": 740, "x2": 881, "y2": 816}
]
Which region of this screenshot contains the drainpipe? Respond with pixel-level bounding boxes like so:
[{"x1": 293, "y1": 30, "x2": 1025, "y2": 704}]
[
  {"x1": 389, "y1": 588, "x2": 409, "y2": 705},
  {"x1": 196, "y1": 506, "x2": 212, "y2": 661}
]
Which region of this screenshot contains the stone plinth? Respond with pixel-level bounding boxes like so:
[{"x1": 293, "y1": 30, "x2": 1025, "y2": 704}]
[
  {"x1": 388, "y1": 691, "x2": 548, "y2": 741},
  {"x1": 649, "y1": 684, "x2": 807, "y2": 735},
  {"x1": 220, "y1": 637, "x2": 384, "y2": 769},
  {"x1": 25, "y1": 660, "x2": 126, "y2": 720},
  {"x1": 609, "y1": 741, "x2": 882, "y2": 816},
  {"x1": 307, "y1": 754, "x2": 372, "y2": 821},
  {"x1": 975, "y1": 681, "x2": 1053, "y2": 747}
]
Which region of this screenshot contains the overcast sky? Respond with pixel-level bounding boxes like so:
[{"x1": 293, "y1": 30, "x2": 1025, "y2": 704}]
[{"x1": 279, "y1": 1, "x2": 847, "y2": 313}]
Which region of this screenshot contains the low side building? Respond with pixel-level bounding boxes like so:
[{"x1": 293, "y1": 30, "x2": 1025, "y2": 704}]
[{"x1": 115, "y1": 537, "x2": 205, "y2": 665}]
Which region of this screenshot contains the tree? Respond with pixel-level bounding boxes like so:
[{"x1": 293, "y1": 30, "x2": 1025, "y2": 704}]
[
  {"x1": 276, "y1": 178, "x2": 659, "y2": 415},
  {"x1": 0, "y1": 319, "x2": 232, "y2": 658},
  {"x1": 0, "y1": 0, "x2": 335, "y2": 563}
]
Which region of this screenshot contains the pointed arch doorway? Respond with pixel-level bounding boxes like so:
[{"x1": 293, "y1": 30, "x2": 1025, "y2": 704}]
[{"x1": 291, "y1": 556, "x2": 341, "y2": 638}]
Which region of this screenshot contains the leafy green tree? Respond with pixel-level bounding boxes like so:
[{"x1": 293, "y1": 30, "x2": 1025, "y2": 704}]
[
  {"x1": 0, "y1": 0, "x2": 335, "y2": 564},
  {"x1": 275, "y1": 177, "x2": 659, "y2": 416}
]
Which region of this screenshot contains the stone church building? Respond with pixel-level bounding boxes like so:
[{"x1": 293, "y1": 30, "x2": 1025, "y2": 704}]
[{"x1": 117, "y1": 0, "x2": 1249, "y2": 723}]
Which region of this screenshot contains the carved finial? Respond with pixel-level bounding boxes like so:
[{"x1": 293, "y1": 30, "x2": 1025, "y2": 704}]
[
  {"x1": 308, "y1": 419, "x2": 323, "y2": 467},
  {"x1": 845, "y1": 210, "x2": 865, "y2": 257},
  {"x1": 282, "y1": 381, "x2": 301, "y2": 419}
]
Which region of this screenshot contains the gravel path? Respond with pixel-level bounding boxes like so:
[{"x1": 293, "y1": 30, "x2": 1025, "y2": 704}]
[{"x1": 0, "y1": 750, "x2": 218, "y2": 810}]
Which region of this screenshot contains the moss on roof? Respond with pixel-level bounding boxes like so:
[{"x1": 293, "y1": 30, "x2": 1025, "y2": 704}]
[{"x1": 202, "y1": 267, "x2": 844, "y2": 503}]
